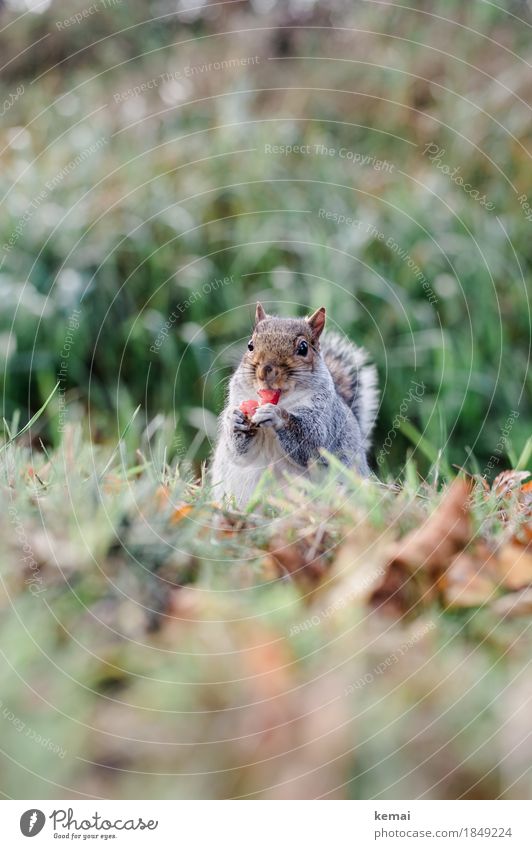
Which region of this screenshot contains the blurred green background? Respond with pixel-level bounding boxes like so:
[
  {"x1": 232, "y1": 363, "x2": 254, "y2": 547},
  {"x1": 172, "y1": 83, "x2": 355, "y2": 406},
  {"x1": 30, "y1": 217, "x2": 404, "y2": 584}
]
[
  {"x1": 1, "y1": 0, "x2": 532, "y2": 805},
  {"x1": 1, "y1": 0, "x2": 530, "y2": 473}
]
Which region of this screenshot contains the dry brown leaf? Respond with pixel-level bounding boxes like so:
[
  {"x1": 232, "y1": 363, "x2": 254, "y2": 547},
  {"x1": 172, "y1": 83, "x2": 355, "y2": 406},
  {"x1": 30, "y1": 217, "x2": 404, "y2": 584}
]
[
  {"x1": 492, "y1": 588, "x2": 532, "y2": 617},
  {"x1": 494, "y1": 543, "x2": 532, "y2": 591},
  {"x1": 486, "y1": 472, "x2": 532, "y2": 543},
  {"x1": 492, "y1": 470, "x2": 530, "y2": 497},
  {"x1": 445, "y1": 541, "x2": 532, "y2": 606},
  {"x1": 393, "y1": 479, "x2": 472, "y2": 571},
  {"x1": 370, "y1": 560, "x2": 423, "y2": 615},
  {"x1": 444, "y1": 544, "x2": 497, "y2": 608},
  {"x1": 513, "y1": 481, "x2": 532, "y2": 545},
  {"x1": 316, "y1": 525, "x2": 392, "y2": 613},
  {"x1": 267, "y1": 529, "x2": 329, "y2": 584},
  {"x1": 371, "y1": 479, "x2": 472, "y2": 613},
  {"x1": 170, "y1": 503, "x2": 193, "y2": 524}
]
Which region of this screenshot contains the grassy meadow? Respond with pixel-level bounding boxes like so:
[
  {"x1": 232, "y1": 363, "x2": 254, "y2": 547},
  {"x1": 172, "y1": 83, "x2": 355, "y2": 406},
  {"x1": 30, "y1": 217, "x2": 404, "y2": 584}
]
[{"x1": 0, "y1": 0, "x2": 531, "y2": 799}]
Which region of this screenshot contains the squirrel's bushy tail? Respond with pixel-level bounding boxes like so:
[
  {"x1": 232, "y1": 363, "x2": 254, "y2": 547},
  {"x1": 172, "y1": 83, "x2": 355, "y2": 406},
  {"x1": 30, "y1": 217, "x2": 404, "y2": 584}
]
[{"x1": 321, "y1": 332, "x2": 379, "y2": 447}]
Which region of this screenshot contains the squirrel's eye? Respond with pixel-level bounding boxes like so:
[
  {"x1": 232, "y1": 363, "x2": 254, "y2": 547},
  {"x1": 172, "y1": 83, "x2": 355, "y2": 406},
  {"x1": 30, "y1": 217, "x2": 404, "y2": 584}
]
[
  {"x1": 296, "y1": 340, "x2": 308, "y2": 356},
  {"x1": 247, "y1": 340, "x2": 254, "y2": 352}
]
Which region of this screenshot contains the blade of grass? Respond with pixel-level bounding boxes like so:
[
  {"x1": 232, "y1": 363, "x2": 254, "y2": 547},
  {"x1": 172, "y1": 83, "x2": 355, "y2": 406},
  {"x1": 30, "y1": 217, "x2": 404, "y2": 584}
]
[
  {"x1": 404, "y1": 449, "x2": 419, "y2": 493},
  {"x1": 99, "y1": 405, "x2": 141, "y2": 479},
  {"x1": 515, "y1": 436, "x2": 532, "y2": 472},
  {"x1": 464, "y1": 445, "x2": 482, "y2": 476},
  {"x1": 400, "y1": 419, "x2": 453, "y2": 478},
  {"x1": 505, "y1": 439, "x2": 518, "y2": 469},
  {"x1": 0, "y1": 383, "x2": 59, "y2": 452}
]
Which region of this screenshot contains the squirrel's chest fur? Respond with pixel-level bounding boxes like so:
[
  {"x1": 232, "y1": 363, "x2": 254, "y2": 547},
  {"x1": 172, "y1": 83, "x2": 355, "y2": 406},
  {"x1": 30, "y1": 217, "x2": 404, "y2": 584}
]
[
  {"x1": 222, "y1": 428, "x2": 299, "y2": 505},
  {"x1": 211, "y1": 378, "x2": 314, "y2": 505}
]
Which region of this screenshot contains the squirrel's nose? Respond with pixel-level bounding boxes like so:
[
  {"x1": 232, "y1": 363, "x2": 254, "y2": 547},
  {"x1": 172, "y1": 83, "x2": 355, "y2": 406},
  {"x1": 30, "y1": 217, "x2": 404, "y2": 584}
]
[{"x1": 258, "y1": 362, "x2": 277, "y2": 381}]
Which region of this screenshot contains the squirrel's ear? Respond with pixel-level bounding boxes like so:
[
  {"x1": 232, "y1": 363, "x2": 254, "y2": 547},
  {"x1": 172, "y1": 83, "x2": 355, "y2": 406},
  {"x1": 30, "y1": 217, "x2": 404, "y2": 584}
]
[
  {"x1": 306, "y1": 306, "x2": 326, "y2": 340},
  {"x1": 255, "y1": 302, "x2": 267, "y2": 326}
]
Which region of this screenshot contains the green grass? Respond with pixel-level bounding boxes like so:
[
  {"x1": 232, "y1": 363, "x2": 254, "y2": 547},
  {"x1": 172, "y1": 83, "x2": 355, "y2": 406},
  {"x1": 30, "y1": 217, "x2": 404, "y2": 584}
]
[
  {"x1": 0, "y1": 0, "x2": 531, "y2": 800},
  {"x1": 0, "y1": 423, "x2": 530, "y2": 799}
]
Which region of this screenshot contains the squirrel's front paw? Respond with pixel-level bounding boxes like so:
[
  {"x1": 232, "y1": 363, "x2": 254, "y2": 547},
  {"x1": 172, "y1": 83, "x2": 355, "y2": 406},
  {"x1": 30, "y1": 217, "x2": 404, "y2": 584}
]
[
  {"x1": 232, "y1": 408, "x2": 257, "y2": 434},
  {"x1": 251, "y1": 403, "x2": 287, "y2": 431}
]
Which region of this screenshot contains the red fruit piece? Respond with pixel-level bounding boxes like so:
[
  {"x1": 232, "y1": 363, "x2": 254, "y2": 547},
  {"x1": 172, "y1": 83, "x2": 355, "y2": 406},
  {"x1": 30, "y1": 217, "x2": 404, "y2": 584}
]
[
  {"x1": 239, "y1": 399, "x2": 259, "y2": 417},
  {"x1": 258, "y1": 389, "x2": 281, "y2": 405}
]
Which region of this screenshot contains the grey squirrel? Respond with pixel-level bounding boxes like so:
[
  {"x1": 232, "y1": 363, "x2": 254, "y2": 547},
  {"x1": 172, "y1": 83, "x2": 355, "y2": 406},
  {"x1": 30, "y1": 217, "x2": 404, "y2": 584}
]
[{"x1": 211, "y1": 304, "x2": 379, "y2": 506}]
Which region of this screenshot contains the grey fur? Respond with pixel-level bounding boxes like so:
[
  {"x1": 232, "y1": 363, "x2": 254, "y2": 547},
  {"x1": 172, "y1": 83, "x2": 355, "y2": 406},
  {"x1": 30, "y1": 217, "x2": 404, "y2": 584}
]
[{"x1": 320, "y1": 331, "x2": 379, "y2": 449}]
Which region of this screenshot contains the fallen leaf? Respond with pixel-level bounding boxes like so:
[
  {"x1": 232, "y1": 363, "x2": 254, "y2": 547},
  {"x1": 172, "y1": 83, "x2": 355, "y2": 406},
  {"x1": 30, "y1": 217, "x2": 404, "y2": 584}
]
[
  {"x1": 492, "y1": 470, "x2": 530, "y2": 497},
  {"x1": 513, "y1": 481, "x2": 532, "y2": 545},
  {"x1": 444, "y1": 539, "x2": 532, "y2": 608},
  {"x1": 492, "y1": 588, "x2": 532, "y2": 617},
  {"x1": 266, "y1": 523, "x2": 332, "y2": 585},
  {"x1": 170, "y1": 503, "x2": 193, "y2": 524},
  {"x1": 494, "y1": 543, "x2": 532, "y2": 591},
  {"x1": 371, "y1": 479, "x2": 472, "y2": 613},
  {"x1": 393, "y1": 479, "x2": 472, "y2": 571},
  {"x1": 444, "y1": 544, "x2": 497, "y2": 608},
  {"x1": 370, "y1": 560, "x2": 422, "y2": 615},
  {"x1": 484, "y1": 471, "x2": 532, "y2": 542},
  {"x1": 316, "y1": 525, "x2": 391, "y2": 613}
]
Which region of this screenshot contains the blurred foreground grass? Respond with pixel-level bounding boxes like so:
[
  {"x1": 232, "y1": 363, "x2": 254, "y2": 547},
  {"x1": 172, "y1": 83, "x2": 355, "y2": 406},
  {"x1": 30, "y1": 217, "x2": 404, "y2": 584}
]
[{"x1": 1, "y1": 0, "x2": 531, "y2": 801}]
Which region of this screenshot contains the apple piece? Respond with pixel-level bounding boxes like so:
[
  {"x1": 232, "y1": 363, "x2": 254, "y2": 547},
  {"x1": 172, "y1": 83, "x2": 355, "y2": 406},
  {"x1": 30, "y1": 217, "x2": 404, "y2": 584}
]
[
  {"x1": 258, "y1": 389, "x2": 281, "y2": 405},
  {"x1": 239, "y1": 399, "x2": 259, "y2": 417}
]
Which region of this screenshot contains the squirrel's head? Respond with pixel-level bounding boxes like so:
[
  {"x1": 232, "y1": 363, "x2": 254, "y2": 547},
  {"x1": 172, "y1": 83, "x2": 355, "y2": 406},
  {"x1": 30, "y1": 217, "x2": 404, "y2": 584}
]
[{"x1": 242, "y1": 303, "x2": 326, "y2": 396}]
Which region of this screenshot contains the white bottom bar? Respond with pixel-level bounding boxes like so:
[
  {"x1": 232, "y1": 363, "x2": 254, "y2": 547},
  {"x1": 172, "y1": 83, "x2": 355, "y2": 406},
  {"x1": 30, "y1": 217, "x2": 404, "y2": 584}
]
[{"x1": 2, "y1": 800, "x2": 531, "y2": 848}]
